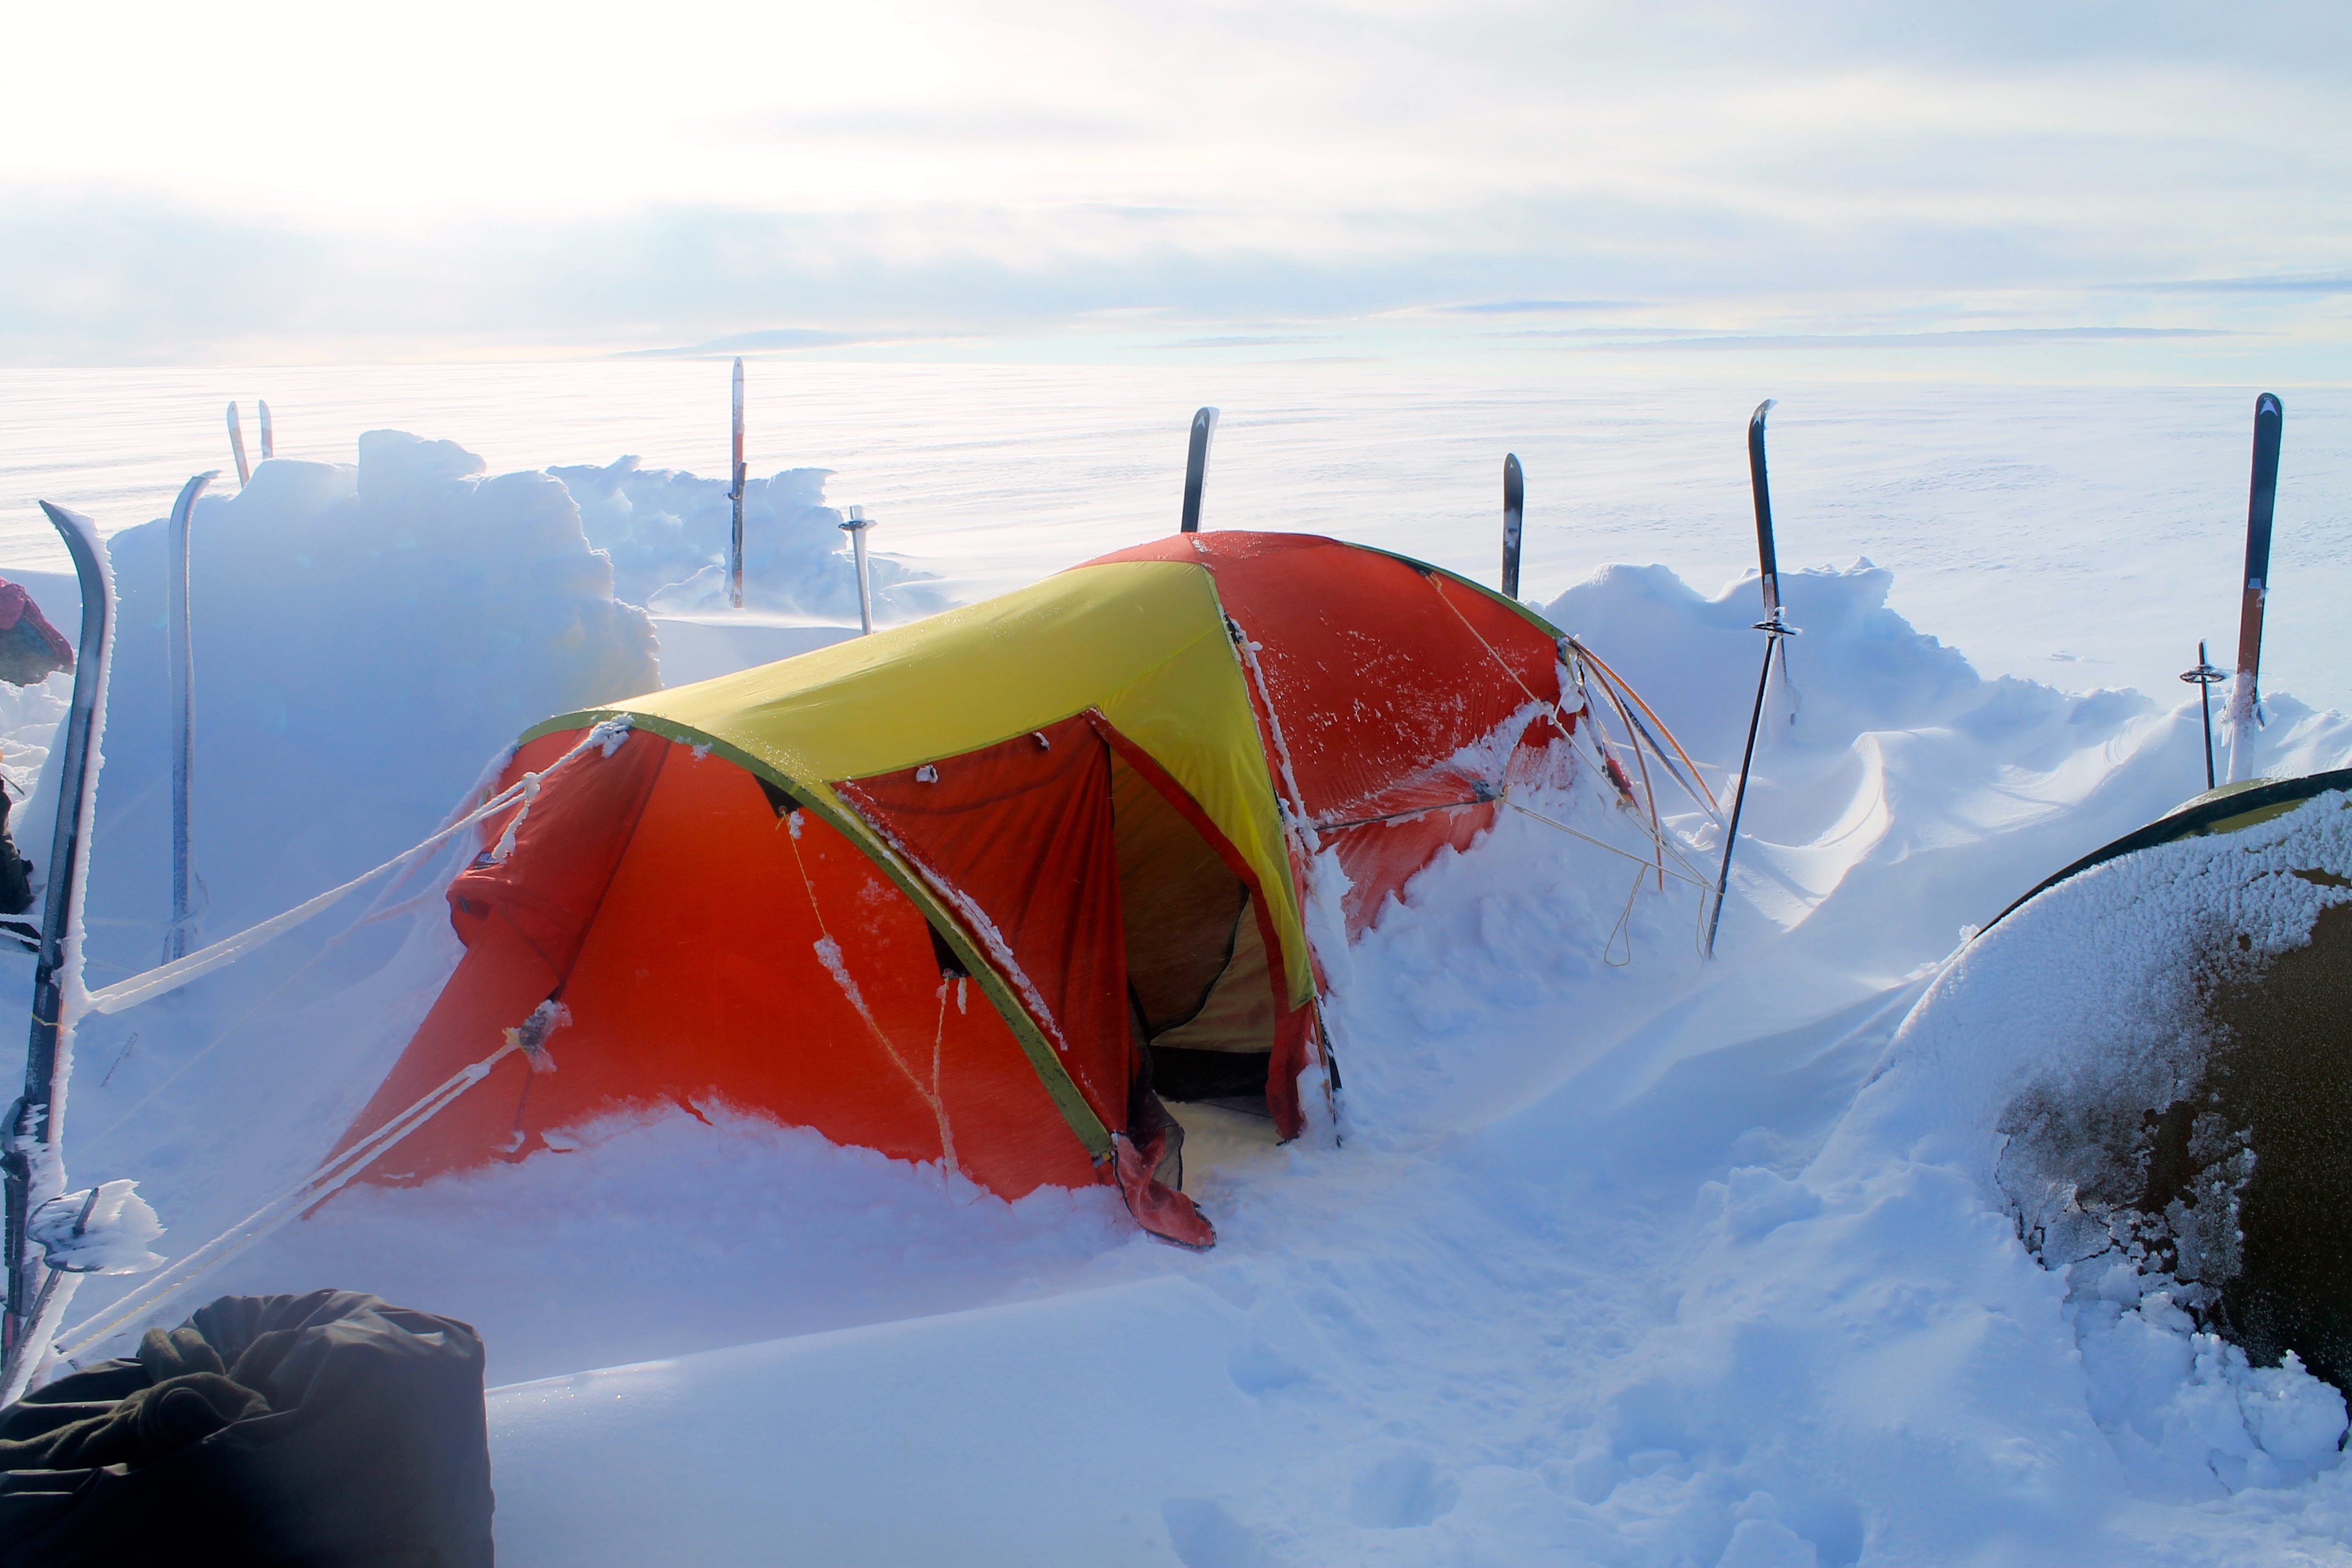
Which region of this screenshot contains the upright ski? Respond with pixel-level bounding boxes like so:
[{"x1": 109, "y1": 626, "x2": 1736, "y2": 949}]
[
  {"x1": 728, "y1": 358, "x2": 746, "y2": 610},
  {"x1": 2225, "y1": 393, "x2": 2284, "y2": 783},
  {"x1": 1501, "y1": 454, "x2": 1524, "y2": 598},
  {"x1": 167, "y1": 473, "x2": 217, "y2": 962},
  {"x1": 2, "y1": 503, "x2": 117, "y2": 1400},
  {"x1": 1707, "y1": 400, "x2": 1799, "y2": 959},
  {"x1": 225, "y1": 404, "x2": 251, "y2": 488},
  {"x1": 1180, "y1": 407, "x2": 1219, "y2": 533},
  {"x1": 257, "y1": 400, "x2": 274, "y2": 462}
]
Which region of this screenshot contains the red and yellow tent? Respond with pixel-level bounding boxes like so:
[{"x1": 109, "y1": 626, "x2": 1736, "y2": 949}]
[{"x1": 338, "y1": 533, "x2": 1578, "y2": 1245}]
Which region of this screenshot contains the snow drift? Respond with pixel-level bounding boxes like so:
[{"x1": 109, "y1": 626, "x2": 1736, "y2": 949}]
[
  {"x1": 549, "y1": 455, "x2": 941, "y2": 619},
  {"x1": 10, "y1": 471, "x2": 2352, "y2": 1565}
]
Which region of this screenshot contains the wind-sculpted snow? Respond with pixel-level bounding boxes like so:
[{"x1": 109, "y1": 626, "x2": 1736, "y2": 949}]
[
  {"x1": 87, "y1": 432, "x2": 658, "y2": 965},
  {"x1": 21, "y1": 503, "x2": 2352, "y2": 1564},
  {"x1": 548, "y1": 455, "x2": 943, "y2": 619},
  {"x1": 1812, "y1": 790, "x2": 2352, "y2": 1501}
]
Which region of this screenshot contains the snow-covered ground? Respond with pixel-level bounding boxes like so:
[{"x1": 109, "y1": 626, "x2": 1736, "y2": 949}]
[
  {"x1": 6, "y1": 366, "x2": 2349, "y2": 713},
  {"x1": 6, "y1": 387, "x2": 2352, "y2": 1565}
]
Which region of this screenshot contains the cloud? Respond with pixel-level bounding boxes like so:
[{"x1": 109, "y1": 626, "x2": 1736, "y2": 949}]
[
  {"x1": 2101, "y1": 276, "x2": 2352, "y2": 296},
  {"x1": 726, "y1": 107, "x2": 1150, "y2": 148},
  {"x1": 615, "y1": 329, "x2": 881, "y2": 358},
  {"x1": 1156, "y1": 335, "x2": 1333, "y2": 349},
  {"x1": 1438, "y1": 300, "x2": 1645, "y2": 315},
  {"x1": 1610, "y1": 327, "x2": 2234, "y2": 351}
]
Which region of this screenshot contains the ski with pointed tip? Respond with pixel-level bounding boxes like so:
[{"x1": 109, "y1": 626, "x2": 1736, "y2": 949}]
[
  {"x1": 167, "y1": 473, "x2": 217, "y2": 962},
  {"x1": 225, "y1": 404, "x2": 251, "y2": 487},
  {"x1": 729, "y1": 358, "x2": 745, "y2": 609},
  {"x1": 2, "y1": 502, "x2": 117, "y2": 1398},
  {"x1": 1180, "y1": 407, "x2": 1218, "y2": 533},
  {"x1": 1501, "y1": 454, "x2": 1523, "y2": 598},
  {"x1": 2225, "y1": 394, "x2": 2284, "y2": 783}
]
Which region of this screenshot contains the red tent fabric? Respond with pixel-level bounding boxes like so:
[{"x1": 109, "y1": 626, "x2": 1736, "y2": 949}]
[{"x1": 335, "y1": 533, "x2": 1581, "y2": 1248}]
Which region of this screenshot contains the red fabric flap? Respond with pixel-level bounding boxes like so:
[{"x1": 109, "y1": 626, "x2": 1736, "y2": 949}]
[
  {"x1": 837, "y1": 712, "x2": 1134, "y2": 1136},
  {"x1": 448, "y1": 728, "x2": 669, "y2": 982}
]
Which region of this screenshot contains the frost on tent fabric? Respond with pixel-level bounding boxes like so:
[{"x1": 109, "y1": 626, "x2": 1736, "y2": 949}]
[
  {"x1": 1875, "y1": 775, "x2": 2352, "y2": 1404},
  {"x1": 324, "y1": 532, "x2": 1621, "y2": 1250}
]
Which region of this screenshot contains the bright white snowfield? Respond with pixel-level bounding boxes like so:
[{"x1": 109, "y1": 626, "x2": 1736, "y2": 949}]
[{"x1": 5, "y1": 374, "x2": 2352, "y2": 1567}]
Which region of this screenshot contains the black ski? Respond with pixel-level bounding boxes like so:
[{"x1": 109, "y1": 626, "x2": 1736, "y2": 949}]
[
  {"x1": 1707, "y1": 400, "x2": 1798, "y2": 959},
  {"x1": 1180, "y1": 407, "x2": 1219, "y2": 533},
  {"x1": 1501, "y1": 454, "x2": 1524, "y2": 598},
  {"x1": 2, "y1": 502, "x2": 115, "y2": 1396},
  {"x1": 2225, "y1": 393, "x2": 2284, "y2": 782}
]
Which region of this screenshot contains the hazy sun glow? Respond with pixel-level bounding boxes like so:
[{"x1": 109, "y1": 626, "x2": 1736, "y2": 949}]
[{"x1": 3, "y1": 1, "x2": 2347, "y2": 369}]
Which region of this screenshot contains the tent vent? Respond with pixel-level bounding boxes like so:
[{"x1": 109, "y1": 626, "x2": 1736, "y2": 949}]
[
  {"x1": 928, "y1": 923, "x2": 970, "y2": 979},
  {"x1": 754, "y1": 777, "x2": 799, "y2": 818}
]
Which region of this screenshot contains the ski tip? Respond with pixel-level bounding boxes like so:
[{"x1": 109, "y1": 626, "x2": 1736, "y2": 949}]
[
  {"x1": 170, "y1": 471, "x2": 219, "y2": 519},
  {"x1": 1192, "y1": 405, "x2": 1219, "y2": 433},
  {"x1": 1751, "y1": 398, "x2": 1777, "y2": 428},
  {"x1": 36, "y1": 500, "x2": 94, "y2": 535},
  {"x1": 1504, "y1": 453, "x2": 1523, "y2": 508},
  {"x1": 2257, "y1": 391, "x2": 2283, "y2": 420}
]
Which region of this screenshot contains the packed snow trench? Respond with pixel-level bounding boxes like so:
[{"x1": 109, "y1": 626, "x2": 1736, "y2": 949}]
[{"x1": 10, "y1": 425, "x2": 2352, "y2": 1567}]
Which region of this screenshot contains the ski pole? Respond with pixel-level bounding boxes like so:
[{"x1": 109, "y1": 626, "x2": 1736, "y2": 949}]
[
  {"x1": 839, "y1": 508, "x2": 876, "y2": 635},
  {"x1": 2225, "y1": 393, "x2": 2283, "y2": 783},
  {"x1": 1180, "y1": 407, "x2": 1218, "y2": 533},
  {"x1": 2180, "y1": 639, "x2": 2225, "y2": 792},
  {"x1": 1501, "y1": 454, "x2": 1524, "y2": 598},
  {"x1": 1707, "y1": 400, "x2": 1799, "y2": 959}
]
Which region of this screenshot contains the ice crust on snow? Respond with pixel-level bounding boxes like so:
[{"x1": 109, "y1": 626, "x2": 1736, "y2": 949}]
[{"x1": 14, "y1": 451, "x2": 2352, "y2": 1564}]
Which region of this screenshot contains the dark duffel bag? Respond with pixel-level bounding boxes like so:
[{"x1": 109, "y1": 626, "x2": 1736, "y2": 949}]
[{"x1": 0, "y1": 1289, "x2": 494, "y2": 1567}]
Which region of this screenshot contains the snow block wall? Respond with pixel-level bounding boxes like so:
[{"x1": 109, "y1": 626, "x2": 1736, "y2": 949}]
[
  {"x1": 549, "y1": 456, "x2": 941, "y2": 620},
  {"x1": 83, "y1": 432, "x2": 658, "y2": 968}
]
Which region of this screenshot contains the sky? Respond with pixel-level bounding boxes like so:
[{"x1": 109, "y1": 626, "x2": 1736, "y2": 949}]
[{"x1": 2, "y1": 0, "x2": 2348, "y2": 376}]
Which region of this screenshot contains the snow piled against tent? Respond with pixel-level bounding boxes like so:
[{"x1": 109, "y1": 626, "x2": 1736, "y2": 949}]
[
  {"x1": 24, "y1": 428, "x2": 907, "y2": 1361},
  {"x1": 21, "y1": 491, "x2": 2352, "y2": 1565}
]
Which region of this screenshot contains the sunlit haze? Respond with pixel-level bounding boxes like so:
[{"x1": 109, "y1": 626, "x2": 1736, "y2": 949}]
[{"x1": 3, "y1": 1, "x2": 2348, "y2": 375}]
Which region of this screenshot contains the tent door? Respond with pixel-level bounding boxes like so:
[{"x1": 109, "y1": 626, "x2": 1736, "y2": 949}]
[{"x1": 1106, "y1": 747, "x2": 1277, "y2": 1117}]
